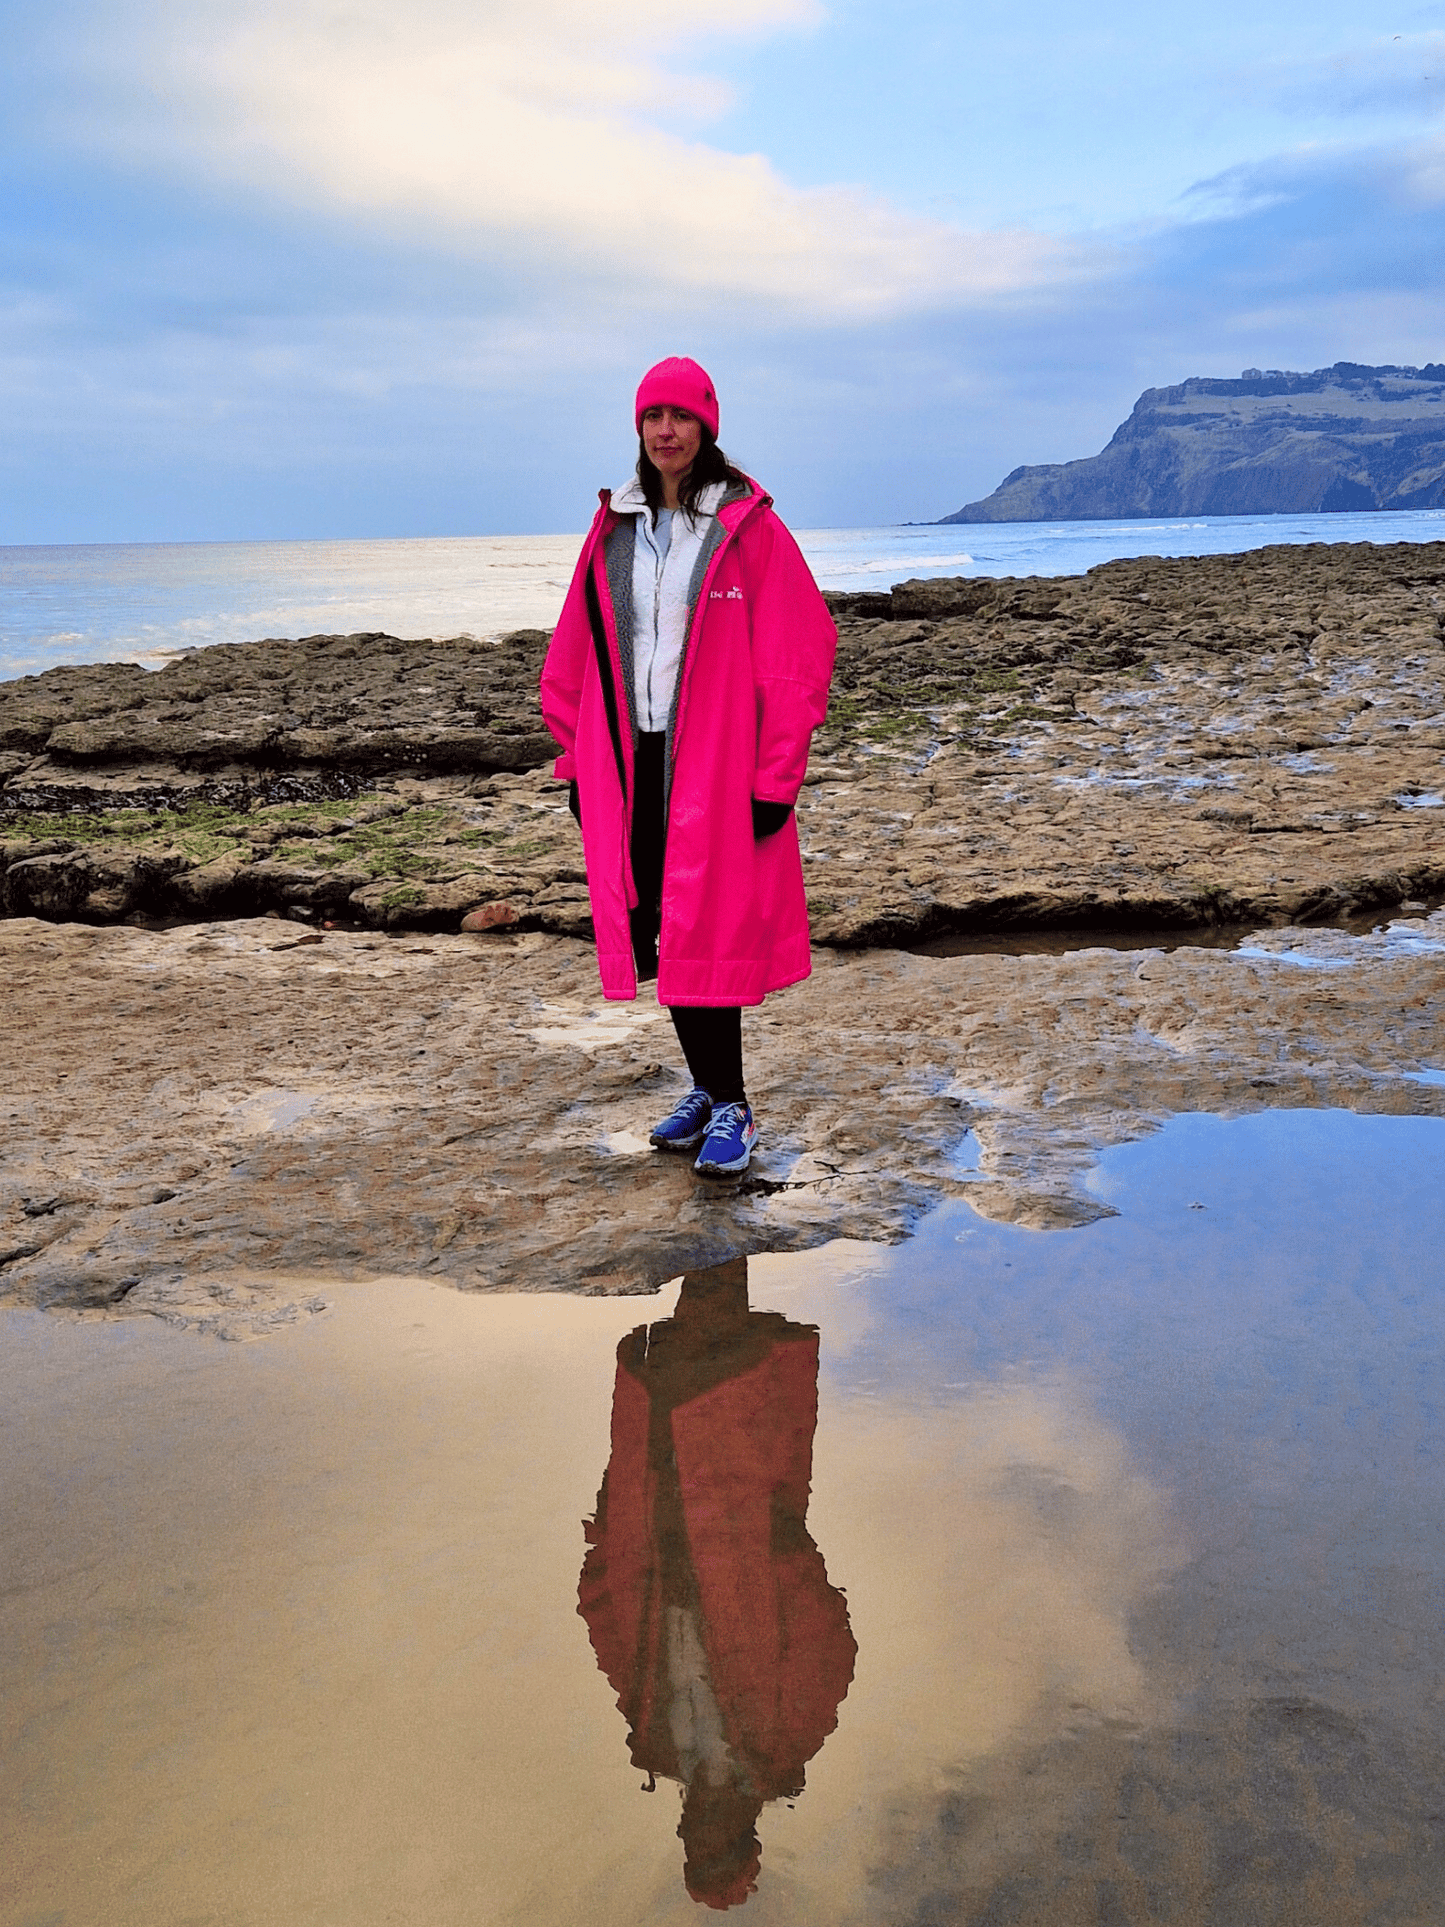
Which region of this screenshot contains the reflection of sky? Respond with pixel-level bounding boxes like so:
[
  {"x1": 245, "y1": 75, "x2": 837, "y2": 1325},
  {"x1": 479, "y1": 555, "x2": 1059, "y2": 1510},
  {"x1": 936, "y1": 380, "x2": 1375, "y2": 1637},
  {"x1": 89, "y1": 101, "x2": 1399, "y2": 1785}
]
[
  {"x1": 727, "y1": 1108, "x2": 1445, "y2": 1918},
  {"x1": 828, "y1": 1111, "x2": 1444, "y2": 1467},
  {"x1": 809, "y1": 1111, "x2": 1445, "y2": 1725}
]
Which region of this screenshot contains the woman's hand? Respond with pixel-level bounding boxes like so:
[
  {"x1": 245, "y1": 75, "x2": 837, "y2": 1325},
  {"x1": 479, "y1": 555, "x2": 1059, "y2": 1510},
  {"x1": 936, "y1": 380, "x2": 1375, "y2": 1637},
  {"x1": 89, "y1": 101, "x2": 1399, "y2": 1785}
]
[{"x1": 751, "y1": 798, "x2": 792, "y2": 840}]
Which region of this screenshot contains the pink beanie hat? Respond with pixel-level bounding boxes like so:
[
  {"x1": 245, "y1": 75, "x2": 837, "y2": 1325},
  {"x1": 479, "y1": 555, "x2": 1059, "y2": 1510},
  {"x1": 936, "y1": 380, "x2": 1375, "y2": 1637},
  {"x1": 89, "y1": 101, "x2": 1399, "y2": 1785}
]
[{"x1": 634, "y1": 357, "x2": 719, "y2": 440}]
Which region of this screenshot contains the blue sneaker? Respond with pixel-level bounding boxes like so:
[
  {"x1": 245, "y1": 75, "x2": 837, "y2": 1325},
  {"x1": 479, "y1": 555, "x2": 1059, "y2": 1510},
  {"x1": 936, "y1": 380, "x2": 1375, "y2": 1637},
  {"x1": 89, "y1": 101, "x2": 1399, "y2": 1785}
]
[
  {"x1": 650, "y1": 1086, "x2": 713, "y2": 1153},
  {"x1": 693, "y1": 1102, "x2": 758, "y2": 1179}
]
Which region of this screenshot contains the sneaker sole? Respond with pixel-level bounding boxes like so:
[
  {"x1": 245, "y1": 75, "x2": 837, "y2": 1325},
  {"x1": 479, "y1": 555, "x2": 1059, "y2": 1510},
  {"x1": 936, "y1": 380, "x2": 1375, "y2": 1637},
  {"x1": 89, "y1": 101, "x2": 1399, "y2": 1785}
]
[
  {"x1": 694, "y1": 1139, "x2": 758, "y2": 1179},
  {"x1": 650, "y1": 1128, "x2": 709, "y2": 1152}
]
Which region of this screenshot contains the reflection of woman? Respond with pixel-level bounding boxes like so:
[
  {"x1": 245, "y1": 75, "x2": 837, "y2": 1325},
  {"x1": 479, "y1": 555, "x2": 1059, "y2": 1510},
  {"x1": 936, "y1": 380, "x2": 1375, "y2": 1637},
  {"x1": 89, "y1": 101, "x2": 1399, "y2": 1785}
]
[
  {"x1": 578, "y1": 1258, "x2": 856, "y2": 1910},
  {"x1": 540, "y1": 358, "x2": 837, "y2": 1178}
]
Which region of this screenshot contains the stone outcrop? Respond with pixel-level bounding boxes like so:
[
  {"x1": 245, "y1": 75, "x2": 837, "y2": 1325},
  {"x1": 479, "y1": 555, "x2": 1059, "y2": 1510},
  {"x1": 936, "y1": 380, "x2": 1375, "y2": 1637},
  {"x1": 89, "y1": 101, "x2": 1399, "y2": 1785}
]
[
  {"x1": 943, "y1": 363, "x2": 1445, "y2": 522},
  {"x1": 1, "y1": 911, "x2": 1440, "y2": 1333},
  {"x1": 803, "y1": 539, "x2": 1445, "y2": 941},
  {"x1": 0, "y1": 626, "x2": 556, "y2": 775},
  {"x1": 2, "y1": 540, "x2": 1443, "y2": 939}
]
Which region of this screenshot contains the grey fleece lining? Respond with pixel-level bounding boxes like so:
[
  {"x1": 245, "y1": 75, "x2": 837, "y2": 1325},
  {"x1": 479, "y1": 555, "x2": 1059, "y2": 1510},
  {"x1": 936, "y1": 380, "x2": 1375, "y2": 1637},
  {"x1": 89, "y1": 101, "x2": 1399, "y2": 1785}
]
[{"x1": 603, "y1": 516, "x2": 639, "y2": 748}]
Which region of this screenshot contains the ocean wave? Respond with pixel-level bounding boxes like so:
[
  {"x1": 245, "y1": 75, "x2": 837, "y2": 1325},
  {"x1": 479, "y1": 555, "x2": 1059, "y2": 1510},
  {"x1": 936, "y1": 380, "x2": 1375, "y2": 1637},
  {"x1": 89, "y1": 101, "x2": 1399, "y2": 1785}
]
[{"x1": 858, "y1": 553, "x2": 975, "y2": 573}]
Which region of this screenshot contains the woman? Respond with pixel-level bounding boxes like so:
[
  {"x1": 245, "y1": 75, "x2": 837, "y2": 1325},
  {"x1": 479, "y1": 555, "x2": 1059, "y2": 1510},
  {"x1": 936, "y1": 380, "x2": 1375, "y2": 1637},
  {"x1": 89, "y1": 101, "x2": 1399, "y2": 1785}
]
[{"x1": 540, "y1": 357, "x2": 836, "y2": 1178}]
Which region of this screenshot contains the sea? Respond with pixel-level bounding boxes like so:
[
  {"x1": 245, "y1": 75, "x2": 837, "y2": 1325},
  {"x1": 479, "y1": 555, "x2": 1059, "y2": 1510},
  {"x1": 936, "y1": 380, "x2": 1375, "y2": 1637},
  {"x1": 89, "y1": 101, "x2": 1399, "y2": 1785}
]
[{"x1": 3, "y1": 506, "x2": 1444, "y2": 683}]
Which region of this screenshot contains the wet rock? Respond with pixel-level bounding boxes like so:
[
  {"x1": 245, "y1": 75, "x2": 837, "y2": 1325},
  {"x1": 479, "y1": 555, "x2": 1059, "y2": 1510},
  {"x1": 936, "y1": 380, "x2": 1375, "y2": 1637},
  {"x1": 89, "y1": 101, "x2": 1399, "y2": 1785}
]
[
  {"x1": 1, "y1": 913, "x2": 1440, "y2": 1333},
  {"x1": 528, "y1": 882, "x2": 594, "y2": 937},
  {"x1": 0, "y1": 629, "x2": 554, "y2": 779},
  {"x1": 246, "y1": 860, "x2": 359, "y2": 914},
  {"x1": 2, "y1": 853, "x2": 91, "y2": 920},
  {"x1": 348, "y1": 872, "x2": 497, "y2": 930},
  {"x1": 1, "y1": 847, "x2": 186, "y2": 922},
  {"x1": 170, "y1": 849, "x2": 252, "y2": 914},
  {"x1": 25, "y1": 1267, "x2": 147, "y2": 1310}
]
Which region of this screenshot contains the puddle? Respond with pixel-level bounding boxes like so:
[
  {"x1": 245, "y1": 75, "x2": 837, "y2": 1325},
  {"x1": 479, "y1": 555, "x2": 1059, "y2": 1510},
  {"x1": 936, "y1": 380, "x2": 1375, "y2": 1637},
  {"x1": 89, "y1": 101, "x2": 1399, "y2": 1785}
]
[
  {"x1": 913, "y1": 901, "x2": 1445, "y2": 960},
  {"x1": 4, "y1": 1112, "x2": 1445, "y2": 1923},
  {"x1": 1233, "y1": 908, "x2": 1445, "y2": 967},
  {"x1": 950, "y1": 1125, "x2": 983, "y2": 1174},
  {"x1": 228, "y1": 1088, "x2": 320, "y2": 1133}
]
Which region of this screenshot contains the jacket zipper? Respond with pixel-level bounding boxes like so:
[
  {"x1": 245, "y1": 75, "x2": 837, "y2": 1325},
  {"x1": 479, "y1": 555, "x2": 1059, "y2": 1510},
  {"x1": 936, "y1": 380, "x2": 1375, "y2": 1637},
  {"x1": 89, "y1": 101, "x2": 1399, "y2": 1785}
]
[{"x1": 644, "y1": 513, "x2": 666, "y2": 730}]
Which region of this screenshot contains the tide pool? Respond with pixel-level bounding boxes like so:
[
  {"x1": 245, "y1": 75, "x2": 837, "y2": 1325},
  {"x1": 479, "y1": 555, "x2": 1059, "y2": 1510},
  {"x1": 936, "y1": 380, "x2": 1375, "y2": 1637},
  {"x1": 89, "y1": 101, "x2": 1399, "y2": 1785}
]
[{"x1": 4, "y1": 1110, "x2": 1444, "y2": 1923}]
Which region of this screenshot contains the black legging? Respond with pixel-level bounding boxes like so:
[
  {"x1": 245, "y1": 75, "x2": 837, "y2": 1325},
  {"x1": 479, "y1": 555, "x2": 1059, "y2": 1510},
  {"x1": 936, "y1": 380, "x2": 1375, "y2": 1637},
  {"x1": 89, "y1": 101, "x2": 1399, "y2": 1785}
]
[{"x1": 630, "y1": 732, "x2": 746, "y2": 1107}]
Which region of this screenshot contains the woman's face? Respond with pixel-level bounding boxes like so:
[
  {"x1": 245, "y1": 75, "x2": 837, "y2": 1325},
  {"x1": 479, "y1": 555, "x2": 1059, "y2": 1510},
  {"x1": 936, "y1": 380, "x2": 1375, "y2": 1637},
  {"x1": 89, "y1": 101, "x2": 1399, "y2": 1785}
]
[{"x1": 641, "y1": 405, "x2": 702, "y2": 484}]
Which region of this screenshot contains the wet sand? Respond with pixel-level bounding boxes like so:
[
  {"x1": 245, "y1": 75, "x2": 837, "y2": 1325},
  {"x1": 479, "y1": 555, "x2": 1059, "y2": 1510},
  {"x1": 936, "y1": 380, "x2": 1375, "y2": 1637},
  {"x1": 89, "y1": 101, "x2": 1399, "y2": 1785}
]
[{"x1": 4, "y1": 1110, "x2": 1444, "y2": 1925}]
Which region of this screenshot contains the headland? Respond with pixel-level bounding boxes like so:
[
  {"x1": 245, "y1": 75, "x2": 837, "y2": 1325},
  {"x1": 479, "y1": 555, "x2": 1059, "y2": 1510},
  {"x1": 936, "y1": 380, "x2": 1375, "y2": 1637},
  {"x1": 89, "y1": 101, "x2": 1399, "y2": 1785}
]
[{"x1": 944, "y1": 364, "x2": 1445, "y2": 522}]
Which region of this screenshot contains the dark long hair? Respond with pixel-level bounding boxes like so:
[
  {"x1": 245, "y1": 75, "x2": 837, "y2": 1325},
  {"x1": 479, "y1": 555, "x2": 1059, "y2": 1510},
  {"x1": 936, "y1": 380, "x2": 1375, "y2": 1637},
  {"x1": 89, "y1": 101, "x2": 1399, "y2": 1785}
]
[{"x1": 636, "y1": 428, "x2": 747, "y2": 522}]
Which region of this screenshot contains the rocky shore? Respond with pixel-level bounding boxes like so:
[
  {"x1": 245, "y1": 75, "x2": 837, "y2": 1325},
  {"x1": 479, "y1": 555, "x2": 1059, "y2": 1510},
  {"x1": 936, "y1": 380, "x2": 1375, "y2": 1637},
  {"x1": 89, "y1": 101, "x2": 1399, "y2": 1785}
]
[
  {"x1": 3, "y1": 540, "x2": 1442, "y2": 942},
  {"x1": 2, "y1": 909, "x2": 1441, "y2": 1334},
  {"x1": 3, "y1": 537, "x2": 1443, "y2": 1330}
]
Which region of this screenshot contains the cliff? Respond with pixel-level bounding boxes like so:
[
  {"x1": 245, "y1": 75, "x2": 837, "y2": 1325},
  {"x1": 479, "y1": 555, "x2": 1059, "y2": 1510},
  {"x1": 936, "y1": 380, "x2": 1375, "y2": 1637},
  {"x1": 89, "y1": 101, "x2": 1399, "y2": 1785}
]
[{"x1": 942, "y1": 362, "x2": 1445, "y2": 522}]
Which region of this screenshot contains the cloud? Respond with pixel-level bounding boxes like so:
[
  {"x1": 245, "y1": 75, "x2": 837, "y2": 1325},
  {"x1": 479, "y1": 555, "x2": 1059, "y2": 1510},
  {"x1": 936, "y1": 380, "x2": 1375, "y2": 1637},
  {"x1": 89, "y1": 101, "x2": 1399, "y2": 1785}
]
[
  {"x1": 43, "y1": 0, "x2": 1090, "y2": 321},
  {"x1": 1171, "y1": 135, "x2": 1445, "y2": 288},
  {"x1": 7, "y1": 2, "x2": 1445, "y2": 540}
]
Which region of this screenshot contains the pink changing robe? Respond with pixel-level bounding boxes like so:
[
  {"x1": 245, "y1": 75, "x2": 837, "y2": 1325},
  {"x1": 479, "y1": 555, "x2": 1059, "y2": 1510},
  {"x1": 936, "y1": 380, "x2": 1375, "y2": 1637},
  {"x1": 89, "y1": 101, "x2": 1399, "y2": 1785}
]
[{"x1": 540, "y1": 477, "x2": 837, "y2": 1006}]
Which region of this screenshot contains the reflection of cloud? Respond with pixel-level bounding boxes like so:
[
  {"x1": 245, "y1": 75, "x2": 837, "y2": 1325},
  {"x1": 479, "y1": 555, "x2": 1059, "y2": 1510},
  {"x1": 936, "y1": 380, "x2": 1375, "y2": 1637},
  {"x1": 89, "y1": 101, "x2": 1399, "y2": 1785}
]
[
  {"x1": 855, "y1": 1693, "x2": 1445, "y2": 1924},
  {"x1": 763, "y1": 1376, "x2": 1187, "y2": 1920},
  {"x1": 58, "y1": 0, "x2": 1089, "y2": 318},
  {"x1": 1402, "y1": 130, "x2": 1445, "y2": 206}
]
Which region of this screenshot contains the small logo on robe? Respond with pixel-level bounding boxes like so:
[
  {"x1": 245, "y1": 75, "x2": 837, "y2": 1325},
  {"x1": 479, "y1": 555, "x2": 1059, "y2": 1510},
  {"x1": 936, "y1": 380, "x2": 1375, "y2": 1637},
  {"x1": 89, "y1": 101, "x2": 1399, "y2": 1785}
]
[{"x1": 710, "y1": 587, "x2": 745, "y2": 601}]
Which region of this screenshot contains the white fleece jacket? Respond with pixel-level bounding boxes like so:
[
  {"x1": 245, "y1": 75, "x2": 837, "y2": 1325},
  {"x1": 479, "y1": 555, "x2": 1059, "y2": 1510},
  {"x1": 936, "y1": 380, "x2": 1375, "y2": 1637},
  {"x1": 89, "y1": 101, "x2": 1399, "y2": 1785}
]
[{"x1": 610, "y1": 476, "x2": 729, "y2": 732}]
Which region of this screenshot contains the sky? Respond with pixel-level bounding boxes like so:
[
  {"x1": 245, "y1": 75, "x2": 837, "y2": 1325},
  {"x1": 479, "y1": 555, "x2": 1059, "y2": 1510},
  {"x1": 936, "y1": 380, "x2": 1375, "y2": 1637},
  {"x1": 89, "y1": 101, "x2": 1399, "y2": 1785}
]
[{"x1": 2, "y1": 0, "x2": 1443, "y2": 541}]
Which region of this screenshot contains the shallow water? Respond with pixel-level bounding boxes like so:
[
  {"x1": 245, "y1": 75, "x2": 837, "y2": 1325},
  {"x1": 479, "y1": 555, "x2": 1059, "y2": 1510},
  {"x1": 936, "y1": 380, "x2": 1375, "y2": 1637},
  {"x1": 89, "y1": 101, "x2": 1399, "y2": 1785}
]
[
  {"x1": 909, "y1": 899, "x2": 1445, "y2": 959},
  {"x1": 3, "y1": 1110, "x2": 1445, "y2": 1925}
]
